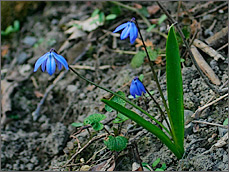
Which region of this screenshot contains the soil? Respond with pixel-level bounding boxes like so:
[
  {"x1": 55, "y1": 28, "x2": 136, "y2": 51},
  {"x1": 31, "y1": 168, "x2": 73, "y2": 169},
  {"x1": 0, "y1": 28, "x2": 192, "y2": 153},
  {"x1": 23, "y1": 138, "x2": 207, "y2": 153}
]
[{"x1": 1, "y1": 1, "x2": 228, "y2": 171}]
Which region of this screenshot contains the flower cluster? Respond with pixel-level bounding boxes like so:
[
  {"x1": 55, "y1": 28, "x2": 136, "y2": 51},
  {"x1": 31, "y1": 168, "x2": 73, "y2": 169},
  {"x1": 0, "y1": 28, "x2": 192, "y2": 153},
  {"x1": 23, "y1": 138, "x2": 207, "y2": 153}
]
[
  {"x1": 130, "y1": 77, "x2": 146, "y2": 98},
  {"x1": 113, "y1": 18, "x2": 138, "y2": 44},
  {"x1": 34, "y1": 49, "x2": 68, "y2": 75}
]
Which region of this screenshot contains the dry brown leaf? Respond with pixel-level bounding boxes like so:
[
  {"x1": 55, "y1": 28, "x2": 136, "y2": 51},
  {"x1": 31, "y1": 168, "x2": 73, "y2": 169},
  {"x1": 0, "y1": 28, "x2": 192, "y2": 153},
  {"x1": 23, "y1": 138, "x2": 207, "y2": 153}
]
[
  {"x1": 133, "y1": 3, "x2": 142, "y2": 9},
  {"x1": 135, "y1": 38, "x2": 154, "y2": 50},
  {"x1": 147, "y1": 5, "x2": 160, "y2": 15},
  {"x1": 34, "y1": 91, "x2": 44, "y2": 98},
  {"x1": 1, "y1": 45, "x2": 9, "y2": 57},
  {"x1": 155, "y1": 56, "x2": 163, "y2": 65},
  {"x1": 132, "y1": 162, "x2": 143, "y2": 171}
]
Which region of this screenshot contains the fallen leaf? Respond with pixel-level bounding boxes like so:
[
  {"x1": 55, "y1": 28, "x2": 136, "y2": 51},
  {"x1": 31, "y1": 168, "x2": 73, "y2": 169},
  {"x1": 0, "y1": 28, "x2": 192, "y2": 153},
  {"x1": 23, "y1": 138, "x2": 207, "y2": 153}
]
[
  {"x1": 133, "y1": 3, "x2": 142, "y2": 9},
  {"x1": 135, "y1": 38, "x2": 154, "y2": 50},
  {"x1": 147, "y1": 5, "x2": 160, "y2": 15},
  {"x1": 132, "y1": 162, "x2": 143, "y2": 171},
  {"x1": 86, "y1": 85, "x2": 96, "y2": 91},
  {"x1": 155, "y1": 56, "x2": 163, "y2": 65},
  {"x1": 34, "y1": 90, "x2": 44, "y2": 98},
  {"x1": 1, "y1": 45, "x2": 9, "y2": 57}
]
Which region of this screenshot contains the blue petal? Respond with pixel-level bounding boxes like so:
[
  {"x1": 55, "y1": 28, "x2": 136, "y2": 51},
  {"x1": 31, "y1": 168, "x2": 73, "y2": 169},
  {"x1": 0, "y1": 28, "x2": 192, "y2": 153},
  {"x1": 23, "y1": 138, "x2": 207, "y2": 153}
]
[
  {"x1": 56, "y1": 59, "x2": 62, "y2": 70},
  {"x1": 130, "y1": 80, "x2": 137, "y2": 98},
  {"x1": 120, "y1": 23, "x2": 131, "y2": 40},
  {"x1": 52, "y1": 52, "x2": 69, "y2": 70},
  {"x1": 34, "y1": 53, "x2": 49, "y2": 72},
  {"x1": 130, "y1": 22, "x2": 138, "y2": 44},
  {"x1": 46, "y1": 54, "x2": 56, "y2": 75},
  {"x1": 113, "y1": 22, "x2": 128, "y2": 33},
  {"x1": 137, "y1": 80, "x2": 146, "y2": 94},
  {"x1": 41, "y1": 59, "x2": 47, "y2": 72}
]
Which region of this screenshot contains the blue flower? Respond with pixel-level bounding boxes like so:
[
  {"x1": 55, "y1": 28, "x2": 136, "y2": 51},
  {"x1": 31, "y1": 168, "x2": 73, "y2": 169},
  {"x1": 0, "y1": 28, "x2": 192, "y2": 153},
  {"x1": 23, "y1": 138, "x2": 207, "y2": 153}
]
[
  {"x1": 113, "y1": 19, "x2": 138, "y2": 44},
  {"x1": 130, "y1": 77, "x2": 146, "y2": 98},
  {"x1": 34, "y1": 49, "x2": 69, "y2": 75}
]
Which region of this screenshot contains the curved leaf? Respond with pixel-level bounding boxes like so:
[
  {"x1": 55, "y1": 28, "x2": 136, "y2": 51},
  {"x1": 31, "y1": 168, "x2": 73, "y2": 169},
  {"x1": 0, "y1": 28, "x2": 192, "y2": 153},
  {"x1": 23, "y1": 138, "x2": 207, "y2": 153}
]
[{"x1": 101, "y1": 99, "x2": 183, "y2": 159}]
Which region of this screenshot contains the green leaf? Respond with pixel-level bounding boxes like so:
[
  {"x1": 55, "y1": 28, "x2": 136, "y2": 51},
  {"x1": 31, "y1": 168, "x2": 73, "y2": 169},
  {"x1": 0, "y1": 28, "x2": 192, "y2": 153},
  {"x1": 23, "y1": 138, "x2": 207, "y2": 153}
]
[
  {"x1": 155, "y1": 168, "x2": 164, "y2": 171},
  {"x1": 161, "y1": 163, "x2": 166, "y2": 170},
  {"x1": 13, "y1": 20, "x2": 20, "y2": 31},
  {"x1": 166, "y1": 26, "x2": 184, "y2": 156},
  {"x1": 1, "y1": 31, "x2": 6, "y2": 36},
  {"x1": 5, "y1": 25, "x2": 14, "y2": 35},
  {"x1": 145, "y1": 90, "x2": 154, "y2": 97},
  {"x1": 147, "y1": 47, "x2": 158, "y2": 61},
  {"x1": 147, "y1": 24, "x2": 156, "y2": 32},
  {"x1": 180, "y1": 58, "x2": 185, "y2": 63},
  {"x1": 84, "y1": 114, "x2": 106, "y2": 131},
  {"x1": 105, "y1": 91, "x2": 126, "y2": 112},
  {"x1": 158, "y1": 14, "x2": 167, "y2": 25},
  {"x1": 113, "y1": 113, "x2": 129, "y2": 123},
  {"x1": 99, "y1": 12, "x2": 105, "y2": 23},
  {"x1": 131, "y1": 51, "x2": 146, "y2": 68},
  {"x1": 223, "y1": 118, "x2": 228, "y2": 126},
  {"x1": 71, "y1": 122, "x2": 84, "y2": 127},
  {"x1": 101, "y1": 99, "x2": 183, "y2": 159},
  {"x1": 104, "y1": 135, "x2": 128, "y2": 151},
  {"x1": 139, "y1": 74, "x2": 144, "y2": 82},
  {"x1": 152, "y1": 158, "x2": 160, "y2": 167},
  {"x1": 105, "y1": 14, "x2": 117, "y2": 20},
  {"x1": 91, "y1": 9, "x2": 100, "y2": 17}
]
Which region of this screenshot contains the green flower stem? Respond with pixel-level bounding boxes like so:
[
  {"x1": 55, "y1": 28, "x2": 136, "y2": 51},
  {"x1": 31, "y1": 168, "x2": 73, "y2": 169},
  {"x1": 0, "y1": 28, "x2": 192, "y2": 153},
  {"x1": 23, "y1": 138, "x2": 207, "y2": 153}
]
[
  {"x1": 144, "y1": 87, "x2": 172, "y2": 133},
  {"x1": 134, "y1": 19, "x2": 171, "y2": 121},
  {"x1": 68, "y1": 65, "x2": 171, "y2": 136}
]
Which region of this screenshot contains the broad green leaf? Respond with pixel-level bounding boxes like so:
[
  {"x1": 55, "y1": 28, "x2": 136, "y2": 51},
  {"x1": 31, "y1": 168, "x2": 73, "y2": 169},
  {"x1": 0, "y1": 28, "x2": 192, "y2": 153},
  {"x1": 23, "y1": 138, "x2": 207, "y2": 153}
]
[
  {"x1": 105, "y1": 14, "x2": 117, "y2": 20},
  {"x1": 166, "y1": 26, "x2": 184, "y2": 156},
  {"x1": 71, "y1": 122, "x2": 84, "y2": 127},
  {"x1": 158, "y1": 14, "x2": 167, "y2": 25},
  {"x1": 147, "y1": 47, "x2": 158, "y2": 61},
  {"x1": 13, "y1": 20, "x2": 20, "y2": 31},
  {"x1": 131, "y1": 51, "x2": 146, "y2": 68},
  {"x1": 101, "y1": 99, "x2": 183, "y2": 159},
  {"x1": 139, "y1": 74, "x2": 144, "y2": 82},
  {"x1": 84, "y1": 114, "x2": 106, "y2": 131},
  {"x1": 91, "y1": 9, "x2": 100, "y2": 17},
  {"x1": 99, "y1": 12, "x2": 105, "y2": 23},
  {"x1": 152, "y1": 158, "x2": 160, "y2": 167},
  {"x1": 105, "y1": 91, "x2": 126, "y2": 112},
  {"x1": 223, "y1": 118, "x2": 228, "y2": 126},
  {"x1": 104, "y1": 135, "x2": 128, "y2": 151},
  {"x1": 1, "y1": 31, "x2": 6, "y2": 36},
  {"x1": 110, "y1": 5, "x2": 121, "y2": 15},
  {"x1": 139, "y1": 7, "x2": 149, "y2": 17}
]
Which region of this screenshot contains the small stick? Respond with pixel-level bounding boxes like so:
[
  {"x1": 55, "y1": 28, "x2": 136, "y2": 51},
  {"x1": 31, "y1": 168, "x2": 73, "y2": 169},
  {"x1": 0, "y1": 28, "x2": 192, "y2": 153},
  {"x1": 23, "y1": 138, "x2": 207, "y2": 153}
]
[
  {"x1": 62, "y1": 133, "x2": 107, "y2": 167},
  {"x1": 192, "y1": 93, "x2": 228, "y2": 119},
  {"x1": 192, "y1": 120, "x2": 228, "y2": 129}
]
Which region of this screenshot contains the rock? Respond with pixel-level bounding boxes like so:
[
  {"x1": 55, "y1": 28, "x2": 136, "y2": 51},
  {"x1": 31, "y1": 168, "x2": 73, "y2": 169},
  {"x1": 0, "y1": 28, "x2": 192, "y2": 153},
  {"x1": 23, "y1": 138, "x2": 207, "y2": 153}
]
[
  {"x1": 23, "y1": 36, "x2": 37, "y2": 47},
  {"x1": 17, "y1": 52, "x2": 28, "y2": 64},
  {"x1": 184, "y1": 110, "x2": 194, "y2": 123},
  {"x1": 185, "y1": 122, "x2": 194, "y2": 137},
  {"x1": 44, "y1": 122, "x2": 69, "y2": 155},
  {"x1": 67, "y1": 85, "x2": 77, "y2": 92},
  {"x1": 218, "y1": 127, "x2": 227, "y2": 137},
  {"x1": 26, "y1": 163, "x2": 34, "y2": 170}
]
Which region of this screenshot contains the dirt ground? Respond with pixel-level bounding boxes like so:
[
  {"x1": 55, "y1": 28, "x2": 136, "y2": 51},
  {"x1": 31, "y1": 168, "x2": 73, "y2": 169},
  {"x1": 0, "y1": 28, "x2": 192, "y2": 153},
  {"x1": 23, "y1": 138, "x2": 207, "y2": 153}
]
[{"x1": 1, "y1": 1, "x2": 228, "y2": 171}]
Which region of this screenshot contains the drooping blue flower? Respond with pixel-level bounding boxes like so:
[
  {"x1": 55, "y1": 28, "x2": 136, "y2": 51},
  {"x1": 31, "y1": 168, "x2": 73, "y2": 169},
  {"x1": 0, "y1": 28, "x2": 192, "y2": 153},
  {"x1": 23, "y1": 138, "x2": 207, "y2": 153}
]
[
  {"x1": 130, "y1": 77, "x2": 146, "y2": 98},
  {"x1": 34, "y1": 49, "x2": 69, "y2": 75},
  {"x1": 113, "y1": 18, "x2": 138, "y2": 44}
]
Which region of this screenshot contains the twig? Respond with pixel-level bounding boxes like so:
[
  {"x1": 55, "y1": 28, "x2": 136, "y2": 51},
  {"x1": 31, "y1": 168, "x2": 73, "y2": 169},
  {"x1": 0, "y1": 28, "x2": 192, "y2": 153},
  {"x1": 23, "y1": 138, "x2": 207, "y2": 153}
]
[
  {"x1": 156, "y1": 1, "x2": 220, "y2": 94},
  {"x1": 192, "y1": 120, "x2": 228, "y2": 129},
  {"x1": 62, "y1": 133, "x2": 107, "y2": 167},
  {"x1": 192, "y1": 93, "x2": 228, "y2": 119},
  {"x1": 133, "y1": 141, "x2": 143, "y2": 170},
  {"x1": 71, "y1": 64, "x2": 111, "y2": 71},
  {"x1": 217, "y1": 43, "x2": 228, "y2": 51},
  {"x1": 195, "y1": 2, "x2": 228, "y2": 18}
]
